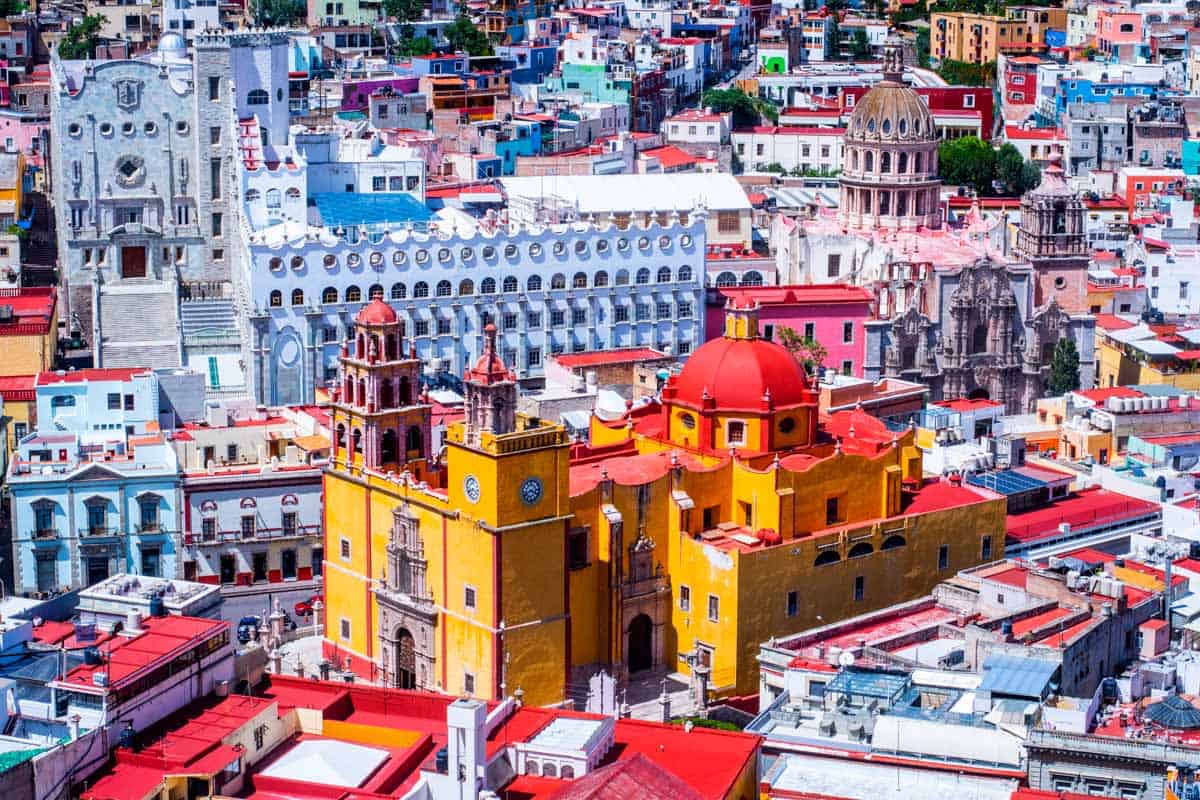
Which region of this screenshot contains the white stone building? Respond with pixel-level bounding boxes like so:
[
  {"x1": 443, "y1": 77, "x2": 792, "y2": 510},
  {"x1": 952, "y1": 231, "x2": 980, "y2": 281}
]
[{"x1": 731, "y1": 126, "x2": 845, "y2": 174}]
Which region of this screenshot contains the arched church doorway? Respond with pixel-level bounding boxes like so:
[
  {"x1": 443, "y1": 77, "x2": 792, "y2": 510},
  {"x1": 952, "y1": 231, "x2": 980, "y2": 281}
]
[
  {"x1": 627, "y1": 614, "x2": 652, "y2": 674},
  {"x1": 967, "y1": 387, "x2": 991, "y2": 400},
  {"x1": 395, "y1": 628, "x2": 416, "y2": 689}
]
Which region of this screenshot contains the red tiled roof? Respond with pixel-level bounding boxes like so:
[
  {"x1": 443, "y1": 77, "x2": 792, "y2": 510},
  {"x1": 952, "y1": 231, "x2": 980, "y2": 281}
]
[
  {"x1": 1093, "y1": 314, "x2": 1138, "y2": 331},
  {"x1": 937, "y1": 398, "x2": 1003, "y2": 412},
  {"x1": 0, "y1": 373, "x2": 34, "y2": 401},
  {"x1": 544, "y1": 752, "x2": 704, "y2": 800},
  {"x1": 1003, "y1": 125, "x2": 1066, "y2": 140},
  {"x1": 59, "y1": 615, "x2": 228, "y2": 691},
  {"x1": 1006, "y1": 488, "x2": 1159, "y2": 544},
  {"x1": 553, "y1": 348, "x2": 669, "y2": 368},
  {"x1": 37, "y1": 368, "x2": 152, "y2": 386},
  {"x1": 640, "y1": 145, "x2": 699, "y2": 170},
  {"x1": 1071, "y1": 386, "x2": 1143, "y2": 403},
  {"x1": 737, "y1": 125, "x2": 846, "y2": 136}
]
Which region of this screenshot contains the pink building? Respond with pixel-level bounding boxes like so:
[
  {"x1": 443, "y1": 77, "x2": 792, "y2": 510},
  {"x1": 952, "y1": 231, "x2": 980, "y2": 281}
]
[
  {"x1": 1097, "y1": 10, "x2": 1143, "y2": 58},
  {"x1": 707, "y1": 284, "x2": 875, "y2": 376}
]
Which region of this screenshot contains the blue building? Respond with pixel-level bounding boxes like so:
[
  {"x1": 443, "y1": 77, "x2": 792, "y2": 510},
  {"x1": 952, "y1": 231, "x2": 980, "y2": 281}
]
[
  {"x1": 1055, "y1": 79, "x2": 1179, "y2": 122},
  {"x1": 493, "y1": 119, "x2": 543, "y2": 175},
  {"x1": 8, "y1": 369, "x2": 182, "y2": 595},
  {"x1": 495, "y1": 43, "x2": 558, "y2": 84}
]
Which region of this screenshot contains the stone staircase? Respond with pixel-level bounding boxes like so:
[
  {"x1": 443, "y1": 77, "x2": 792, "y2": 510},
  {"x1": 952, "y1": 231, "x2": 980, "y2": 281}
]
[
  {"x1": 97, "y1": 283, "x2": 180, "y2": 368},
  {"x1": 180, "y1": 299, "x2": 238, "y2": 341}
]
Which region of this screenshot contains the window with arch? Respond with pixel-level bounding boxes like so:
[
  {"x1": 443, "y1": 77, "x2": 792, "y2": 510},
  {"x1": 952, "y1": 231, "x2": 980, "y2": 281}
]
[
  {"x1": 368, "y1": 284, "x2": 383, "y2": 300},
  {"x1": 503, "y1": 276, "x2": 518, "y2": 292},
  {"x1": 594, "y1": 271, "x2": 609, "y2": 287},
  {"x1": 526, "y1": 761, "x2": 540, "y2": 777},
  {"x1": 391, "y1": 283, "x2": 406, "y2": 300},
  {"x1": 269, "y1": 290, "x2": 282, "y2": 307},
  {"x1": 881, "y1": 152, "x2": 891, "y2": 173},
  {"x1": 635, "y1": 268, "x2": 651, "y2": 285},
  {"x1": 898, "y1": 152, "x2": 908, "y2": 173},
  {"x1": 413, "y1": 282, "x2": 429, "y2": 298},
  {"x1": 266, "y1": 188, "x2": 281, "y2": 208},
  {"x1": 865, "y1": 151, "x2": 874, "y2": 172},
  {"x1": 572, "y1": 272, "x2": 587, "y2": 288},
  {"x1": 881, "y1": 535, "x2": 907, "y2": 550},
  {"x1": 741, "y1": 271, "x2": 763, "y2": 286},
  {"x1": 345, "y1": 286, "x2": 362, "y2": 303},
  {"x1": 550, "y1": 273, "x2": 566, "y2": 290},
  {"x1": 615, "y1": 270, "x2": 630, "y2": 286},
  {"x1": 851, "y1": 150, "x2": 859, "y2": 171},
  {"x1": 286, "y1": 187, "x2": 301, "y2": 201},
  {"x1": 678, "y1": 265, "x2": 693, "y2": 282},
  {"x1": 436, "y1": 280, "x2": 452, "y2": 297},
  {"x1": 848, "y1": 542, "x2": 874, "y2": 559},
  {"x1": 527, "y1": 275, "x2": 542, "y2": 291},
  {"x1": 291, "y1": 289, "x2": 304, "y2": 306},
  {"x1": 715, "y1": 271, "x2": 737, "y2": 287},
  {"x1": 481, "y1": 278, "x2": 496, "y2": 294},
  {"x1": 459, "y1": 279, "x2": 474, "y2": 296},
  {"x1": 351, "y1": 428, "x2": 362, "y2": 455},
  {"x1": 543, "y1": 764, "x2": 558, "y2": 778},
  {"x1": 247, "y1": 89, "x2": 269, "y2": 106},
  {"x1": 814, "y1": 550, "x2": 840, "y2": 566},
  {"x1": 245, "y1": 189, "x2": 261, "y2": 202},
  {"x1": 914, "y1": 152, "x2": 923, "y2": 173},
  {"x1": 322, "y1": 286, "x2": 338, "y2": 304},
  {"x1": 560, "y1": 766, "x2": 575, "y2": 779},
  {"x1": 656, "y1": 266, "x2": 672, "y2": 283},
  {"x1": 406, "y1": 426, "x2": 423, "y2": 456}
]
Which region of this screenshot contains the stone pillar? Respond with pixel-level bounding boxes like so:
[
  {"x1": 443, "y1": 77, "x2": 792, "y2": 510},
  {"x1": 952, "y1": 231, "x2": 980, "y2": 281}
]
[{"x1": 658, "y1": 682, "x2": 671, "y2": 723}]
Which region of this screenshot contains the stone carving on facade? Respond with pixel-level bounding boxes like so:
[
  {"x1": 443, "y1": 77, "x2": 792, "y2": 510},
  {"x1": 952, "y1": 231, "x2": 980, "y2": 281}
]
[
  {"x1": 375, "y1": 502, "x2": 437, "y2": 690},
  {"x1": 114, "y1": 78, "x2": 144, "y2": 110},
  {"x1": 114, "y1": 155, "x2": 146, "y2": 189}
]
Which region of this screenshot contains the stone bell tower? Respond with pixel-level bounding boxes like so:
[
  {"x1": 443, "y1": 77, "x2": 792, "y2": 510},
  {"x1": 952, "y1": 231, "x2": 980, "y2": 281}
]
[
  {"x1": 1015, "y1": 154, "x2": 1089, "y2": 313},
  {"x1": 462, "y1": 323, "x2": 517, "y2": 445}
]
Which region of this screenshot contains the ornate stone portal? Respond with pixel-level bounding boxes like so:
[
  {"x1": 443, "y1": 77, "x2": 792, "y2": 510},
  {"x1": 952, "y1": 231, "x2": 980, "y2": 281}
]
[{"x1": 375, "y1": 503, "x2": 437, "y2": 690}]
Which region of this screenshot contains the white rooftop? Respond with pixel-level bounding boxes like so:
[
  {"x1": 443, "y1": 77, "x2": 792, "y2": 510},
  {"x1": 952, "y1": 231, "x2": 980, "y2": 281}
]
[
  {"x1": 500, "y1": 173, "x2": 752, "y2": 214},
  {"x1": 1128, "y1": 339, "x2": 1180, "y2": 356},
  {"x1": 259, "y1": 739, "x2": 389, "y2": 787},
  {"x1": 767, "y1": 754, "x2": 1018, "y2": 800},
  {"x1": 528, "y1": 717, "x2": 608, "y2": 753}
]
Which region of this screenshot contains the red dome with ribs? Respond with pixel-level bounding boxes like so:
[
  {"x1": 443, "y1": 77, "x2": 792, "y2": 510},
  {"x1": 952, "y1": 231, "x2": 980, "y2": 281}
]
[
  {"x1": 355, "y1": 298, "x2": 398, "y2": 325},
  {"x1": 669, "y1": 335, "x2": 812, "y2": 412}
]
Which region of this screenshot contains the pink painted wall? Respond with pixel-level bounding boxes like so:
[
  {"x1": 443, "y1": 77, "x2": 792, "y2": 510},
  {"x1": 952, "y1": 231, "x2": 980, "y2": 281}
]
[{"x1": 705, "y1": 286, "x2": 873, "y2": 377}]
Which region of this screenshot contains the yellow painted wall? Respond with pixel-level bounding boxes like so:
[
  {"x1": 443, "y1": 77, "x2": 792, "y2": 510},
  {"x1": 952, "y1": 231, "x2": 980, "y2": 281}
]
[
  {"x1": 1096, "y1": 339, "x2": 1200, "y2": 390},
  {"x1": 2, "y1": 395, "x2": 32, "y2": 454}
]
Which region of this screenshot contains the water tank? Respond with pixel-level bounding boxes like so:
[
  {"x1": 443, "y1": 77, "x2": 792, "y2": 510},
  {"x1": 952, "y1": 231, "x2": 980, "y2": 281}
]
[
  {"x1": 435, "y1": 747, "x2": 448, "y2": 774},
  {"x1": 83, "y1": 647, "x2": 101, "y2": 666},
  {"x1": 93, "y1": 671, "x2": 109, "y2": 687},
  {"x1": 149, "y1": 596, "x2": 166, "y2": 617}
]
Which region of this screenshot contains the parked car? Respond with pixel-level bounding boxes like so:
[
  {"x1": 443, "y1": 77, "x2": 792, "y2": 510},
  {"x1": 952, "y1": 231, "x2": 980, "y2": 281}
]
[{"x1": 295, "y1": 593, "x2": 323, "y2": 617}]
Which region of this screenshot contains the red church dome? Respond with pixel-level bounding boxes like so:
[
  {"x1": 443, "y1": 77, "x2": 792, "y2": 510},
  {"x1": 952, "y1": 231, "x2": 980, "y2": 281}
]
[
  {"x1": 669, "y1": 335, "x2": 813, "y2": 412},
  {"x1": 356, "y1": 298, "x2": 398, "y2": 325}
]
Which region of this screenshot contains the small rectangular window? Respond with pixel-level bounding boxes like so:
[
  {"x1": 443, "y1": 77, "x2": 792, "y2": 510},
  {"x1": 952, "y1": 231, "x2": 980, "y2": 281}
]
[
  {"x1": 826, "y1": 496, "x2": 840, "y2": 525},
  {"x1": 938, "y1": 544, "x2": 950, "y2": 571},
  {"x1": 107, "y1": 393, "x2": 120, "y2": 410},
  {"x1": 340, "y1": 618, "x2": 351, "y2": 640},
  {"x1": 340, "y1": 538, "x2": 351, "y2": 560},
  {"x1": 854, "y1": 575, "x2": 865, "y2": 601},
  {"x1": 981, "y1": 536, "x2": 992, "y2": 560},
  {"x1": 212, "y1": 213, "x2": 222, "y2": 237},
  {"x1": 843, "y1": 321, "x2": 854, "y2": 343},
  {"x1": 804, "y1": 322, "x2": 815, "y2": 340},
  {"x1": 465, "y1": 585, "x2": 477, "y2": 610},
  {"x1": 787, "y1": 590, "x2": 798, "y2": 617},
  {"x1": 210, "y1": 126, "x2": 220, "y2": 145},
  {"x1": 123, "y1": 394, "x2": 135, "y2": 411},
  {"x1": 568, "y1": 528, "x2": 588, "y2": 569},
  {"x1": 463, "y1": 672, "x2": 475, "y2": 694},
  {"x1": 208, "y1": 75, "x2": 220, "y2": 101},
  {"x1": 679, "y1": 585, "x2": 691, "y2": 611},
  {"x1": 707, "y1": 594, "x2": 719, "y2": 622}
]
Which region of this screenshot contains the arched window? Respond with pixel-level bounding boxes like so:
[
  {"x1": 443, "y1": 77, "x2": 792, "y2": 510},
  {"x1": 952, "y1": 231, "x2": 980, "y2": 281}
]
[
  {"x1": 814, "y1": 550, "x2": 840, "y2": 566},
  {"x1": 459, "y1": 279, "x2": 474, "y2": 296},
  {"x1": 881, "y1": 535, "x2": 906, "y2": 550},
  {"x1": 357, "y1": 379, "x2": 367, "y2": 406},
  {"x1": 880, "y1": 152, "x2": 891, "y2": 173},
  {"x1": 399, "y1": 376, "x2": 411, "y2": 405},
  {"x1": 413, "y1": 282, "x2": 429, "y2": 298},
  {"x1": 527, "y1": 275, "x2": 542, "y2": 291},
  {"x1": 898, "y1": 152, "x2": 908, "y2": 173},
  {"x1": 286, "y1": 187, "x2": 301, "y2": 200},
  {"x1": 406, "y1": 426, "x2": 423, "y2": 456},
  {"x1": 594, "y1": 271, "x2": 609, "y2": 287},
  {"x1": 656, "y1": 266, "x2": 671, "y2": 283},
  {"x1": 560, "y1": 765, "x2": 575, "y2": 779},
  {"x1": 436, "y1": 280, "x2": 452, "y2": 297},
  {"x1": 322, "y1": 286, "x2": 337, "y2": 304},
  {"x1": 550, "y1": 273, "x2": 566, "y2": 290},
  {"x1": 615, "y1": 270, "x2": 630, "y2": 286},
  {"x1": 247, "y1": 89, "x2": 269, "y2": 105},
  {"x1": 381, "y1": 429, "x2": 398, "y2": 464},
  {"x1": 914, "y1": 152, "x2": 923, "y2": 173},
  {"x1": 245, "y1": 189, "x2": 261, "y2": 202},
  {"x1": 269, "y1": 290, "x2": 282, "y2": 307},
  {"x1": 266, "y1": 188, "x2": 281, "y2": 208},
  {"x1": 864, "y1": 151, "x2": 874, "y2": 172},
  {"x1": 351, "y1": 428, "x2": 362, "y2": 455},
  {"x1": 572, "y1": 271, "x2": 587, "y2": 288},
  {"x1": 334, "y1": 423, "x2": 345, "y2": 451},
  {"x1": 380, "y1": 380, "x2": 393, "y2": 409},
  {"x1": 391, "y1": 283, "x2": 407, "y2": 300},
  {"x1": 715, "y1": 271, "x2": 737, "y2": 287},
  {"x1": 741, "y1": 271, "x2": 763, "y2": 286},
  {"x1": 526, "y1": 761, "x2": 540, "y2": 777},
  {"x1": 848, "y1": 542, "x2": 874, "y2": 559},
  {"x1": 291, "y1": 289, "x2": 304, "y2": 306},
  {"x1": 543, "y1": 764, "x2": 557, "y2": 778},
  {"x1": 635, "y1": 268, "x2": 651, "y2": 284},
  {"x1": 678, "y1": 265, "x2": 692, "y2": 282},
  {"x1": 503, "y1": 276, "x2": 519, "y2": 292},
  {"x1": 851, "y1": 149, "x2": 859, "y2": 171},
  {"x1": 345, "y1": 285, "x2": 362, "y2": 303},
  {"x1": 481, "y1": 278, "x2": 496, "y2": 294}
]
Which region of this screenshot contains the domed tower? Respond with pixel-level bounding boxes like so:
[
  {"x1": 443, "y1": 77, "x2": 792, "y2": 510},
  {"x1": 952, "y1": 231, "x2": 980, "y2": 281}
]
[
  {"x1": 462, "y1": 323, "x2": 517, "y2": 445},
  {"x1": 839, "y1": 32, "x2": 942, "y2": 231},
  {"x1": 329, "y1": 298, "x2": 432, "y2": 476},
  {"x1": 658, "y1": 300, "x2": 819, "y2": 454},
  {"x1": 1015, "y1": 153, "x2": 1089, "y2": 312}
]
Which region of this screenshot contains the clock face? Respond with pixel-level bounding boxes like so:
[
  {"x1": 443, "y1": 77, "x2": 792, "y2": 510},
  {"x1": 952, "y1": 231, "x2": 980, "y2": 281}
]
[
  {"x1": 463, "y1": 475, "x2": 481, "y2": 504},
  {"x1": 519, "y1": 477, "x2": 543, "y2": 506}
]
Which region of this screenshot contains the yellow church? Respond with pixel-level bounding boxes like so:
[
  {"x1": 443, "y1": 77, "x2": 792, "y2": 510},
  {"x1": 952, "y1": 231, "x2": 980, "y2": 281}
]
[{"x1": 323, "y1": 297, "x2": 1006, "y2": 706}]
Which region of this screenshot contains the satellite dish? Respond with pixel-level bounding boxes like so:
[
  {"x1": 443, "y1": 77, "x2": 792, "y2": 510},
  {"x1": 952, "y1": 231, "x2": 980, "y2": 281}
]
[{"x1": 838, "y1": 650, "x2": 856, "y2": 667}]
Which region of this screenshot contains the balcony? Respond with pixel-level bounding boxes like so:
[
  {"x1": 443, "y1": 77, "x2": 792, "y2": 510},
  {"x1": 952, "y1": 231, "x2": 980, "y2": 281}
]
[
  {"x1": 185, "y1": 524, "x2": 321, "y2": 546},
  {"x1": 80, "y1": 527, "x2": 118, "y2": 538},
  {"x1": 31, "y1": 529, "x2": 57, "y2": 540}
]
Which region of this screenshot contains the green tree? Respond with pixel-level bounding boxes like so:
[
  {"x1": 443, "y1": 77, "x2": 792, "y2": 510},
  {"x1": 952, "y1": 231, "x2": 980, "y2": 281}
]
[
  {"x1": 396, "y1": 34, "x2": 434, "y2": 56},
  {"x1": 850, "y1": 29, "x2": 872, "y2": 61},
  {"x1": 247, "y1": 0, "x2": 304, "y2": 27},
  {"x1": 936, "y1": 59, "x2": 996, "y2": 86},
  {"x1": 1048, "y1": 338, "x2": 1081, "y2": 395},
  {"x1": 701, "y1": 87, "x2": 778, "y2": 128},
  {"x1": 777, "y1": 326, "x2": 828, "y2": 375},
  {"x1": 995, "y1": 142, "x2": 1041, "y2": 195},
  {"x1": 0, "y1": 0, "x2": 25, "y2": 17},
  {"x1": 384, "y1": 0, "x2": 424, "y2": 21},
  {"x1": 914, "y1": 27, "x2": 930, "y2": 68},
  {"x1": 764, "y1": 162, "x2": 786, "y2": 174},
  {"x1": 938, "y1": 135, "x2": 996, "y2": 195},
  {"x1": 57, "y1": 15, "x2": 105, "y2": 60},
  {"x1": 445, "y1": 15, "x2": 493, "y2": 56}
]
